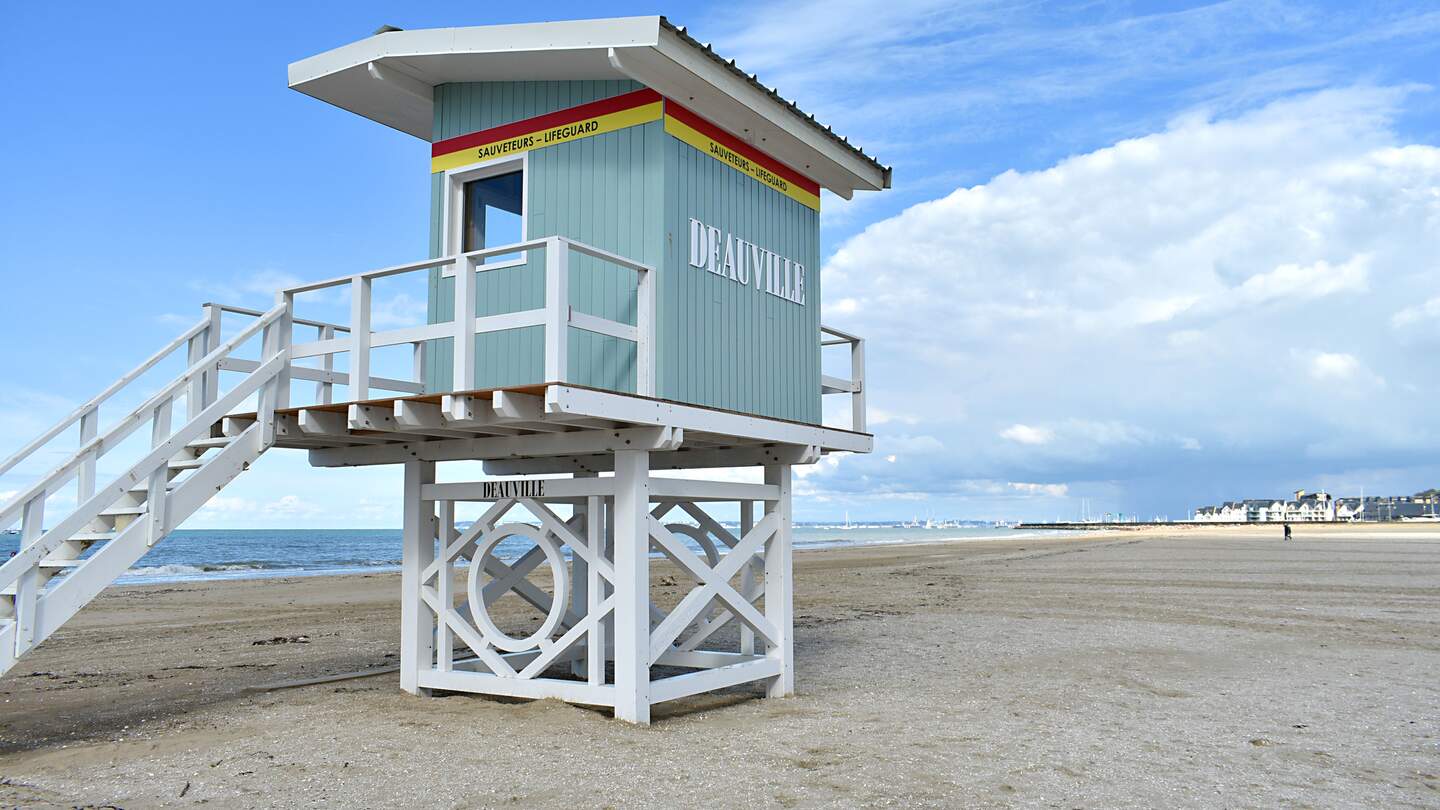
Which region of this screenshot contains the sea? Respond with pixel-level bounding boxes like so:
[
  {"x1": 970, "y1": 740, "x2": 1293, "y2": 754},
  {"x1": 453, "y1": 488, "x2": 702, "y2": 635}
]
[{"x1": 0, "y1": 524, "x2": 1072, "y2": 586}]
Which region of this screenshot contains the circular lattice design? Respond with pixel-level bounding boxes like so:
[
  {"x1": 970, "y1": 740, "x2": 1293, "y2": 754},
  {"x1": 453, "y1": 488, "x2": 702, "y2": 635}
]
[
  {"x1": 467, "y1": 523, "x2": 570, "y2": 652},
  {"x1": 661, "y1": 523, "x2": 722, "y2": 568}
]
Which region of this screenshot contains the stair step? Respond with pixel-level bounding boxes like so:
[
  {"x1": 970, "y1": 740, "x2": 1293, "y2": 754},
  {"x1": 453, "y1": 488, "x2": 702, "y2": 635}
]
[
  {"x1": 100, "y1": 505, "x2": 146, "y2": 517},
  {"x1": 128, "y1": 482, "x2": 179, "y2": 496},
  {"x1": 188, "y1": 437, "x2": 232, "y2": 449},
  {"x1": 71, "y1": 531, "x2": 116, "y2": 542},
  {"x1": 169, "y1": 459, "x2": 206, "y2": 471},
  {"x1": 39, "y1": 559, "x2": 82, "y2": 570}
]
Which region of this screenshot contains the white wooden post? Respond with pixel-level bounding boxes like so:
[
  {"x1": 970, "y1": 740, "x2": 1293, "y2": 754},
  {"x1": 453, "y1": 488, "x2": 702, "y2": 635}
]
[
  {"x1": 571, "y1": 472, "x2": 595, "y2": 678},
  {"x1": 13, "y1": 493, "x2": 45, "y2": 650},
  {"x1": 763, "y1": 464, "x2": 794, "y2": 697},
  {"x1": 612, "y1": 449, "x2": 650, "y2": 723},
  {"x1": 636, "y1": 265, "x2": 655, "y2": 396},
  {"x1": 451, "y1": 255, "x2": 475, "y2": 404},
  {"x1": 203, "y1": 303, "x2": 222, "y2": 407},
  {"x1": 412, "y1": 340, "x2": 428, "y2": 393},
  {"x1": 76, "y1": 407, "x2": 98, "y2": 504},
  {"x1": 316, "y1": 324, "x2": 335, "y2": 404},
  {"x1": 544, "y1": 237, "x2": 570, "y2": 384},
  {"x1": 146, "y1": 396, "x2": 173, "y2": 546},
  {"x1": 739, "y1": 498, "x2": 756, "y2": 656},
  {"x1": 400, "y1": 459, "x2": 437, "y2": 695},
  {"x1": 186, "y1": 330, "x2": 207, "y2": 421},
  {"x1": 435, "y1": 499, "x2": 455, "y2": 674},
  {"x1": 851, "y1": 337, "x2": 867, "y2": 433},
  {"x1": 586, "y1": 493, "x2": 606, "y2": 686},
  {"x1": 350, "y1": 276, "x2": 372, "y2": 401},
  {"x1": 258, "y1": 295, "x2": 293, "y2": 447}
]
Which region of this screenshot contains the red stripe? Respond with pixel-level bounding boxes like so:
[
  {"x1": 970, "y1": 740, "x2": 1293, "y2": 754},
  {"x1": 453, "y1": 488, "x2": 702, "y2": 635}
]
[
  {"x1": 432, "y1": 88, "x2": 662, "y2": 157},
  {"x1": 663, "y1": 100, "x2": 821, "y2": 195}
]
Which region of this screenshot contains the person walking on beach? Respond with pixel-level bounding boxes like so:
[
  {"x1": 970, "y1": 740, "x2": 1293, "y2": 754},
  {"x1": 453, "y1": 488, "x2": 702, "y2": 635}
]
[{"x1": 1283, "y1": 522, "x2": 1292, "y2": 541}]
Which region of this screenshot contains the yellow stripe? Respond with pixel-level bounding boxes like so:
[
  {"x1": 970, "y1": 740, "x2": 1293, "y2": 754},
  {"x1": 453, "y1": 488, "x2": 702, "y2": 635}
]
[
  {"x1": 431, "y1": 102, "x2": 664, "y2": 173},
  {"x1": 662, "y1": 116, "x2": 822, "y2": 211}
]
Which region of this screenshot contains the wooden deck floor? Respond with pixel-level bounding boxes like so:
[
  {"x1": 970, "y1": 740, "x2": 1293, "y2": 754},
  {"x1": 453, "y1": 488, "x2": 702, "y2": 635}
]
[{"x1": 225, "y1": 382, "x2": 870, "y2": 472}]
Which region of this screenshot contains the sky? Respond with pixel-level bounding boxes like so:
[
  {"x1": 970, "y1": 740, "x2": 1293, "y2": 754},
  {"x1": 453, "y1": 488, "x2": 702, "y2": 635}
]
[{"x1": 2, "y1": 1, "x2": 1438, "y2": 526}]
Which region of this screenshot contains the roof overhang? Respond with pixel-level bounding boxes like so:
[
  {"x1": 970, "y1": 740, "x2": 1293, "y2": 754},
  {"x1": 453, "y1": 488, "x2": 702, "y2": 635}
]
[{"x1": 287, "y1": 16, "x2": 889, "y2": 198}]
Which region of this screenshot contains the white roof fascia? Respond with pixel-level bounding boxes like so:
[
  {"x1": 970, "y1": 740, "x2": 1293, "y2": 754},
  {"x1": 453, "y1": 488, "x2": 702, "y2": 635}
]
[
  {"x1": 646, "y1": 26, "x2": 886, "y2": 196},
  {"x1": 286, "y1": 16, "x2": 888, "y2": 196}
]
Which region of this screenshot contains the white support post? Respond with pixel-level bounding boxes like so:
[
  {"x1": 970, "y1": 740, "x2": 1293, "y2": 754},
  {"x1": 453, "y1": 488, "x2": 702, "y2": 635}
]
[
  {"x1": 636, "y1": 266, "x2": 655, "y2": 397},
  {"x1": 571, "y1": 473, "x2": 595, "y2": 678},
  {"x1": 451, "y1": 255, "x2": 475, "y2": 408},
  {"x1": 435, "y1": 499, "x2": 455, "y2": 673},
  {"x1": 763, "y1": 464, "x2": 794, "y2": 697},
  {"x1": 13, "y1": 493, "x2": 45, "y2": 649},
  {"x1": 412, "y1": 340, "x2": 428, "y2": 394},
  {"x1": 400, "y1": 459, "x2": 437, "y2": 695},
  {"x1": 146, "y1": 396, "x2": 173, "y2": 546},
  {"x1": 350, "y1": 277, "x2": 372, "y2": 402},
  {"x1": 586, "y1": 493, "x2": 606, "y2": 686},
  {"x1": 739, "y1": 499, "x2": 756, "y2": 656},
  {"x1": 186, "y1": 330, "x2": 207, "y2": 421},
  {"x1": 544, "y1": 237, "x2": 570, "y2": 384},
  {"x1": 612, "y1": 449, "x2": 650, "y2": 723},
  {"x1": 316, "y1": 324, "x2": 335, "y2": 404},
  {"x1": 76, "y1": 406, "x2": 98, "y2": 504},
  {"x1": 203, "y1": 303, "x2": 222, "y2": 407},
  {"x1": 851, "y1": 337, "x2": 867, "y2": 433},
  {"x1": 258, "y1": 294, "x2": 293, "y2": 447}
]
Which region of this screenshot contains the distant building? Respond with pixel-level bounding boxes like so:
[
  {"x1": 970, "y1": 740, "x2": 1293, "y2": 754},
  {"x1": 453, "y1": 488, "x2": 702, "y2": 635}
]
[{"x1": 1195, "y1": 488, "x2": 1439, "y2": 522}]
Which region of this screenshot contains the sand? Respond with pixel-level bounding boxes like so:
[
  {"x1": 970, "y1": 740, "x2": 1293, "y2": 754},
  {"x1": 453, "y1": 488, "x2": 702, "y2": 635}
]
[{"x1": 0, "y1": 524, "x2": 1436, "y2": 808}]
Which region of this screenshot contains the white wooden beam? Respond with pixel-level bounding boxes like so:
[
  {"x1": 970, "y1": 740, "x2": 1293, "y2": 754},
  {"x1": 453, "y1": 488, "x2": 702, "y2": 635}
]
[
  {"x1": 307, "y1": 426, "x2": 682, "y2": 467},
  {"x1": 400, "y1": 460, "x2": 436, "y2": 695},
  {"x1": 612, "y1": 449, "x2": 650, "y2": 724},
  {"x1": 416, "y1": 669, "x2": 613, "y2": 707},
  {"x1": 544, "y1": 385, "x2": 873, "y2": 452},
  {"x1": 351, "y1": 402, "x2": 469, "y2": 439},
  {"x1": 764, "y1": 463, "x2": 794, "y2": 698},
  {"x1": 649, "y1": 659, "x2": 781, "y2": 704},
  {"x1": 544, "y1": 237, "x2": 569, "y2": 384},
  {"x1": 482, "y1": 444, "x2": 820, "y2": 475}
]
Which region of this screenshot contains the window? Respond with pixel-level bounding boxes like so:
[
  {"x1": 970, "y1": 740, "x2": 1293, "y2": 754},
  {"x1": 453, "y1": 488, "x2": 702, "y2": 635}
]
[{"x1": 462, "y1": 170, "x2": 523, "y2": 260}]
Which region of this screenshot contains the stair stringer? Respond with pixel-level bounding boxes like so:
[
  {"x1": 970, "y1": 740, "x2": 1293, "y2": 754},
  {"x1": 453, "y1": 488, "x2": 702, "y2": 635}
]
[{"x1": 0, "y1": 421, "x2": 270, "y2": 675}]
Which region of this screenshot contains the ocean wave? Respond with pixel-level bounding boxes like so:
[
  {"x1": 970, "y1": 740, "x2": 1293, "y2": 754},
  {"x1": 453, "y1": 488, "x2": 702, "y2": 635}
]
[{"x1": 121, "y1": 563, "x2": 267, "y2": 578}]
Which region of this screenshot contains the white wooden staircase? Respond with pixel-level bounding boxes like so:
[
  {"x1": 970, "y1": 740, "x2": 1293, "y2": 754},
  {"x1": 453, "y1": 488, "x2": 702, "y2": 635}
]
[{"x1": 0, "y1": 303, "x2": 292, "y2": 675}]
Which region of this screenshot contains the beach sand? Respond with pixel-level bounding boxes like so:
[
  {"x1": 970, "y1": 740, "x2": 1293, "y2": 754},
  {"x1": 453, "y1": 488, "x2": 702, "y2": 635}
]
[{"x1": 1, "y1": 524, "x2": 1436, "y2": 807}]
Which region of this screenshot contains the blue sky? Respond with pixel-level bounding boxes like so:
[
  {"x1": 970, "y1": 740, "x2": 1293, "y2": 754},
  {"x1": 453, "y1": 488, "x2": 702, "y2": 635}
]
[{"x1": 2, "y1": 1, "x2": 1439, "y2": 525}]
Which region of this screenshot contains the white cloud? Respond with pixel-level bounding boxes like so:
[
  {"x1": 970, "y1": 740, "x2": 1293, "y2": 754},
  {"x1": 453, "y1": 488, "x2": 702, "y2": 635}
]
[
  {"x1": 806, "y1": 86, "x2": 1440, "y2": 517},
  {"x1": 371, "y1": 293, "x2": 429, "y2": 329},
  {"x1": 1308, "y1": 351, "x2": 1360, "y2": 381},
  {"x1": 1000, "y1": 424, "x2": 1053, "y2": 445},
  {"x1": 1008, "y1": 482, "x2": 1070, "y2": 498},
  {"x1": 1392, "y1": 295, "x2": 1440, "y2": 329}
]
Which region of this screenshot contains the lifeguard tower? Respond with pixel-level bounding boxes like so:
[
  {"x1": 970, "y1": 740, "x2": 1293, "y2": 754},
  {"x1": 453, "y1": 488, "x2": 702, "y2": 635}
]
[{"x1": 0, "y1": 17, "x2": 888, "y2": 723}]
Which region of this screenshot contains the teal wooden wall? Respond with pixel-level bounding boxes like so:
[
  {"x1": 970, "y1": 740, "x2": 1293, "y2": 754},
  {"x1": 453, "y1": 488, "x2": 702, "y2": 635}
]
[
  {"x1": 425, "y1": 81, "x2": 820, "y2": 424},
  {"x1": 660, "y1": 138, "x2": 821, "y2": 424},
  {"x1": 426, "y1": 80, "x2": 654, "y2": 393}
]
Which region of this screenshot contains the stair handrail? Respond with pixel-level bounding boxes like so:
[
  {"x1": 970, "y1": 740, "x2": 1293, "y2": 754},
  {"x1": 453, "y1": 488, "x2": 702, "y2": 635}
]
[
  {"x1": 0, "y1": 305, "x2": 286, "y2": 530},
  {"x1": 0, "y1": 305, "x2": 289, "y2": 593},
  {"x1": 0, "y1": 317, "x2": 212, "y2": 481}
]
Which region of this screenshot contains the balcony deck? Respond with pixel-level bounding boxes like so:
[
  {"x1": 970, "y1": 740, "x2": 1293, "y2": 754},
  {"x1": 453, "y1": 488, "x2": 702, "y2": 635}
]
[{"x1": 226, "y1": 382, "x2": 871, "y2": 474}]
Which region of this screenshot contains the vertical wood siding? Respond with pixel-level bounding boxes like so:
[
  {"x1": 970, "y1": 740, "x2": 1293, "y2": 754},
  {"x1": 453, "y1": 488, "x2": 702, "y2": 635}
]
[
  {"x1": 660, "y1": 135, "x2": 821, "y2": 423},
  {"x1": 425, "y1": 81, "x2": 820, "y2": 424},
  {"x1": 427, "y1": 80, "x2": 648, "y2": 393}
]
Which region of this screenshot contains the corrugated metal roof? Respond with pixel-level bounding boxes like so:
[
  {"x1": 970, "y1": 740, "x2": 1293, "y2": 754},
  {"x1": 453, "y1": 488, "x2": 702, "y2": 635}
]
[{"x1": 659, "y1": 16, "x2": 890, "y2": 178}]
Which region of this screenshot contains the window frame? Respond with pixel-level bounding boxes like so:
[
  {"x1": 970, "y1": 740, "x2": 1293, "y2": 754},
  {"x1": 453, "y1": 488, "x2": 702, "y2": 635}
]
[{"x1": 440, "y1": 153, "x2": 529, "y2": 276}]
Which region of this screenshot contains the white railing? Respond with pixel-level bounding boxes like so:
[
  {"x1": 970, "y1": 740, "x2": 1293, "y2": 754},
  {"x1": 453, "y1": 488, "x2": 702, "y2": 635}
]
[
  {"x1": 280, "y1": 236, "x2": 655, "y2": 412},
  {"x1": 0, "y1": 304, "x2": 291, "y2": 585},
  {"x1": 820, "y1": 324, "x2": 866, "y2": 433}
]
